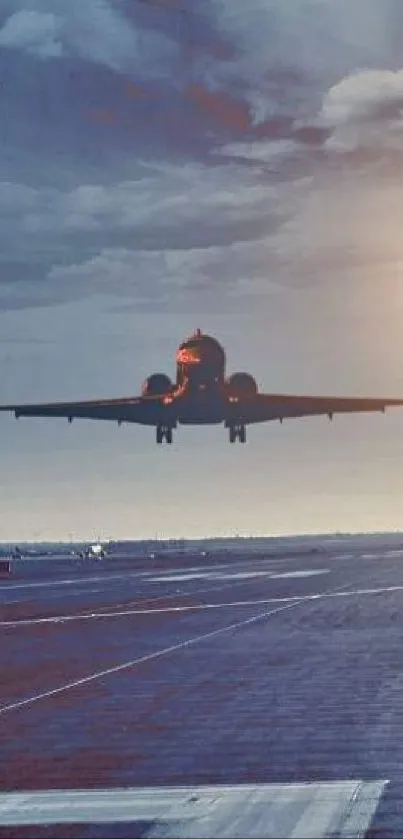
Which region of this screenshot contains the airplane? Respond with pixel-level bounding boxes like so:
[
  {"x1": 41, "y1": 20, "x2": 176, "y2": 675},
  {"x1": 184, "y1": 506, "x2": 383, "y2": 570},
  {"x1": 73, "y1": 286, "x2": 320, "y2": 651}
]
[{"x1": 1, "y1": 327, "x2": 403, "y2": 445}]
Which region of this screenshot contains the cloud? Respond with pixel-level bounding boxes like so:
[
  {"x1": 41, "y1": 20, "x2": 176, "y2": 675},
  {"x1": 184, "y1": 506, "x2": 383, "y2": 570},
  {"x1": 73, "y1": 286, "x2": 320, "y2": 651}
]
[
  {"x1": 0, "y1": 159, "x2": 292, "y2": 310},
  {"x1": 0, "y1": 1, "x2": 177, "y2": 77},
  {"x1": 313, "y1": 69, "x2": 403, "y2": 157},
  {"x1": 3, "y1": 0, "x2": 403, "y2": 320},
  {"x1": 0, "y1": 162, "x2": 280, "y2": 245},
  {"x1": 180, "y1": 0, "x2": 403, "y2": 156},
  {"x1": 320, "y1": 69, "x2": 403, "y2": 127},
  {"x1": 5, "y1": 0, "x2": 400, "y2": 172},
  {"x1": 3, "y1": 0, "x2": 403, "y2": 138},
  {"x1": 216, "y1": 139, "x2": 300, "y2": 163},
  {"x1": 202, "y1": 0, "x2": 391, "y2": 123},
  {"x1": 0, "y1": 10, "x2": 62, "y2": 58},
  {"x1": 47, "y1": 241, "x2": 286, "y2": 307}
]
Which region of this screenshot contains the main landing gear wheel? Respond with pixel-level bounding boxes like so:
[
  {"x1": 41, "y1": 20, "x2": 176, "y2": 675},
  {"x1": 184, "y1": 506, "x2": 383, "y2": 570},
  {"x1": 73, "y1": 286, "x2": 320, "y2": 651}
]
[
  {"x1": 229, "y1": 424, "x2": 246, "y2": 443},
  {"x1": 156, "y1": 424, "x2": 173, "y2": 444}
]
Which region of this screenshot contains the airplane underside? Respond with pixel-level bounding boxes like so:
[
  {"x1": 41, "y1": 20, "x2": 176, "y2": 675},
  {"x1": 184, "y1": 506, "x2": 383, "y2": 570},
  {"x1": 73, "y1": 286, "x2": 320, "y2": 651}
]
[
  {"x1": 148, "y1": 385, "x2": 254, "y2": 443},
  {"x1": 155, "y1": 418, "x2": 247, "y2": 444}
]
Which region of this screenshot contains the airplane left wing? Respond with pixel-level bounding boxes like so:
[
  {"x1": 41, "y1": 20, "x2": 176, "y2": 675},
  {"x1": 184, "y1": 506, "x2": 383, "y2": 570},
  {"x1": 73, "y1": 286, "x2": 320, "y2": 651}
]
[
  {"x1": 0, "y1": 395, "x2": 169, "y2": 425},
  {"x1": 231, "y1": 393, "x2": 403, "y2": 424}
]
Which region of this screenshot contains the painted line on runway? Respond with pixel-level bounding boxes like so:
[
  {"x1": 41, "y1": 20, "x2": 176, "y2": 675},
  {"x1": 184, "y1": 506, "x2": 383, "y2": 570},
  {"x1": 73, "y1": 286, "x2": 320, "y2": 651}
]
[
  {"x1": 2, "y1": 582, "x2": 403, "y2": 628},
  {"x1": 0, "y1": 590, "x2": 337, "y2": 715},
  {"x1": 92, "y1": 577, "x2": 269, "y2": 615},
  {"x1": 0, "y1": 560, "x2": 278, "y2": 592},
  {"x1": 0, "y1": 575, "x2": 268, "y2": 612},
  {"x1": 269, "y1": 569, "x2": 329, "y2": 579},
  {"x1": 2, "y1": 585, "x2": 115, "y2": 604},
  {"x1": 0, "y1": 563, "x2": 304, "y2": 593},
  {"x1": 1, "y1": 547, "x2": 398, "y2": 594},
  {"x1": 0, "y1": 563, "x2": 295, "y2": 593},
  {"x1": 151, "y1": 569, "x2": 329, "y2": 582},
  {"x1": 0, "y1": 547, "x2": 374, "y2": 594},
  {"x1": 0, "y1": 780, "x2": 388, "y2": 837},
  {"x1": 0, "y1": 570, "x2": 152, "y2": 592}
]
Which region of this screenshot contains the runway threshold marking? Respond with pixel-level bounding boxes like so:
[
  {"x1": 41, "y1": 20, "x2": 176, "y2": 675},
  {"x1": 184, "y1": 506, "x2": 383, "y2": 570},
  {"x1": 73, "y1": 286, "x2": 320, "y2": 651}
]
[
  {"x1": 0, "y1": 585, "x2": 347, "y2": 715},
  {"x1": 3, "y1": 582, "x2": 403, "y2": 627},
  {"x1": 0, "y1": 781, "x2": 388, "y2": 837}
]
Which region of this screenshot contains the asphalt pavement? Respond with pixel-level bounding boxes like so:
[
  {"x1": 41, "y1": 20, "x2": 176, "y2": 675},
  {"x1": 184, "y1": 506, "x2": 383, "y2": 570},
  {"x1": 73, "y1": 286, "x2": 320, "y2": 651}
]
[{"x1": 2, "y1": 543, "x2": 403, "y2": 837}]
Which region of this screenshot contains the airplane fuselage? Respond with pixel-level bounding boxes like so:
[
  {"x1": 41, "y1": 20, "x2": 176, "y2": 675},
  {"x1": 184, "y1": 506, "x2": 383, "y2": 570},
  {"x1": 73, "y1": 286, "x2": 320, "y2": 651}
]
[
  {"x1": 171, "y1": 329, "x2": 227, "y2": 423},
  {"x1": 149, "y1": 332, "x2": 253, "y2": 442}
]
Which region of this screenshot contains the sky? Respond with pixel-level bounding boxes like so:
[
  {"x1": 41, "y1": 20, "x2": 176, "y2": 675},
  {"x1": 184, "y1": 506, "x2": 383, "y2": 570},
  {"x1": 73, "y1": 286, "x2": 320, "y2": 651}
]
[{"x1": 2, "y1": 1, "x2": 403, "y2": 540}]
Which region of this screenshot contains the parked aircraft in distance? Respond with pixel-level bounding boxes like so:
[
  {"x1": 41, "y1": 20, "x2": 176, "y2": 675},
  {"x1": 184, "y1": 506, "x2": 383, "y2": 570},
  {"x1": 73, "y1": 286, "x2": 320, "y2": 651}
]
[
  {"x1": 79, "y1": 543, "x2": 107, "y2": 560},
  {"x1": 1, "y1": 328, "x2": 403, "y2": 444}
]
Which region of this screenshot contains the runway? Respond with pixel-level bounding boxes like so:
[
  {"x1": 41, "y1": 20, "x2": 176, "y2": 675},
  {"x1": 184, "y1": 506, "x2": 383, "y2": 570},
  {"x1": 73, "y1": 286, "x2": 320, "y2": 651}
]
[{"x1": 2, "y1": 541, "x2": 403, "y2": 837}]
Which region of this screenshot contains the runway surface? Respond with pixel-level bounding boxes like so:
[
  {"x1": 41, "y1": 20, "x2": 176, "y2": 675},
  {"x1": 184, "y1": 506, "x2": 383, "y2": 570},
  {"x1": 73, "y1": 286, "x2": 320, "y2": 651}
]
[{"x1": 2, "y1": 541, "x2": 403, "y2": 836}]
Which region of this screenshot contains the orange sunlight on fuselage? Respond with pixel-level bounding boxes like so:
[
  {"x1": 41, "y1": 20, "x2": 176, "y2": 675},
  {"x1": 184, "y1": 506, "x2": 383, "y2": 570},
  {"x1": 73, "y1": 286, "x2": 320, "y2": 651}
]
[{"x1": 175, "y1": 330, "x2": 226, "y2": 395}]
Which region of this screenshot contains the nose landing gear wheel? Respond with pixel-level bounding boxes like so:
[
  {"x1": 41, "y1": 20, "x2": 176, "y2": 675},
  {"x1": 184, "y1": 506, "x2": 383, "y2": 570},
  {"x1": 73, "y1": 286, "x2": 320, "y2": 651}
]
[
  {"x1": 228, "y1": 424, "x2": 246, "y2": 443},
  {"x1": 156, "y1": 424, "x2": 173, "y2": 444}
]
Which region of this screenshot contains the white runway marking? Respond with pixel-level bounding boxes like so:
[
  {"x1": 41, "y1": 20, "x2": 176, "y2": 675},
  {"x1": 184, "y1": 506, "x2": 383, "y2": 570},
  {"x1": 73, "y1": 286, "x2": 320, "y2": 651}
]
[
  {"x1": 3, "y1": 582, "x2": 403, "y2": 628},
  {"x1": 0, "y1": 580, "x2": 236, "y2": 608},
  {"x1": 0, "y1": 781, "x2": 388, "y2": 837},
  {"x1": 0, "y1": 595, "x2": 324, "y2": 715},
  {"x1": 2, "y1": 549, "x2": 388, "y2": 595},
  {"x1": 270, "y1": 569, "x2": 329, "y2": 579},
  {"x1": 0, "y1": 576, "x2": 265, "y2": 611},
  {"x1": 0, "y1": 571, "x2": 147, "y2": 592},
  {"x1": 0, "y1": 562, "x2": 264, "y2": 593},
  {"x1": 3, "y1": 585, "x2": 114, "y2": 604},
  {"x1": 0, "y1": 563, "x2": 291, "y2": 593},
  {"x1": 150, "y1": 573, "x2": 214, "y2": 582},
  {"x1": 151, "y1": 569, "x2": 330, "y2": 583},
  {"x1": 153, "y1": 571, "x2": 275, "y2": 582}
]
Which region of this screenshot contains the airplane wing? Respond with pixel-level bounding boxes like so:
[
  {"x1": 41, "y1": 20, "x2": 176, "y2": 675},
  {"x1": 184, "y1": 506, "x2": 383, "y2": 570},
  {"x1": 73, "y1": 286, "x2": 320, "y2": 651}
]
[
  {"x1": 0, "y1": 395, "x2": 169, "y2": 426},
  {"x1": 230, "y1": 393, "x2": 403, "y2": 424}
]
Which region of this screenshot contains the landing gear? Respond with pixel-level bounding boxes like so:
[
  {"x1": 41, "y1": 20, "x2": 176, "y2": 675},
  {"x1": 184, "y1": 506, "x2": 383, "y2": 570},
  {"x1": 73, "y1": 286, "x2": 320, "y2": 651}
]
[
  {"x1": 156, "y1": 424, "x2": 173, "y2": 444},
  {"x1": 228, "y1": 424, "x2": 246, "y2": 443}
]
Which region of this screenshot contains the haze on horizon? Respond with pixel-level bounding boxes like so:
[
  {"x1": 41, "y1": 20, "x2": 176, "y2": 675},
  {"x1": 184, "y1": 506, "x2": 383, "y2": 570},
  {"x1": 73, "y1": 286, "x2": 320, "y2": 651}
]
[{"x1": 2, "y1": 0, "x2": 403, "y2": 541}]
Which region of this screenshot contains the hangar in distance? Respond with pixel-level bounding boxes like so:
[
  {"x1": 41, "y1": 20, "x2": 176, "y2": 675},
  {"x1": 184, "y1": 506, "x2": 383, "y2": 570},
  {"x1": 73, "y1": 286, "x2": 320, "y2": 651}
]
[{"x1": 1, "y1": 328, "x2": 403, "y2": 444}]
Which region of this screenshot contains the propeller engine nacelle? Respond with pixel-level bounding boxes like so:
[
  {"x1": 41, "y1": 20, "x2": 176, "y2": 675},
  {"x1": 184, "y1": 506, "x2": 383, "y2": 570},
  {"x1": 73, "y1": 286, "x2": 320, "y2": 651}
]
[
  {"x1": 142, "y1": 373, "x2": 173, "y2": 396},
  {"x1": 226, "y1": 372, "x2": 258, "y2": 395}
]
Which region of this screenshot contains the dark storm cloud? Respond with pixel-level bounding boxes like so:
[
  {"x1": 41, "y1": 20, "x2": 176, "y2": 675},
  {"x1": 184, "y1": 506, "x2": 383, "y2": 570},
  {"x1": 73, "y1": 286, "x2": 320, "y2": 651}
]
[
  {"x1": 0, "y1": 160, "x2": 288, "y2": 310},
  {"x1": 2, "y1": 1, "x2": 403, "y2": 312}
]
